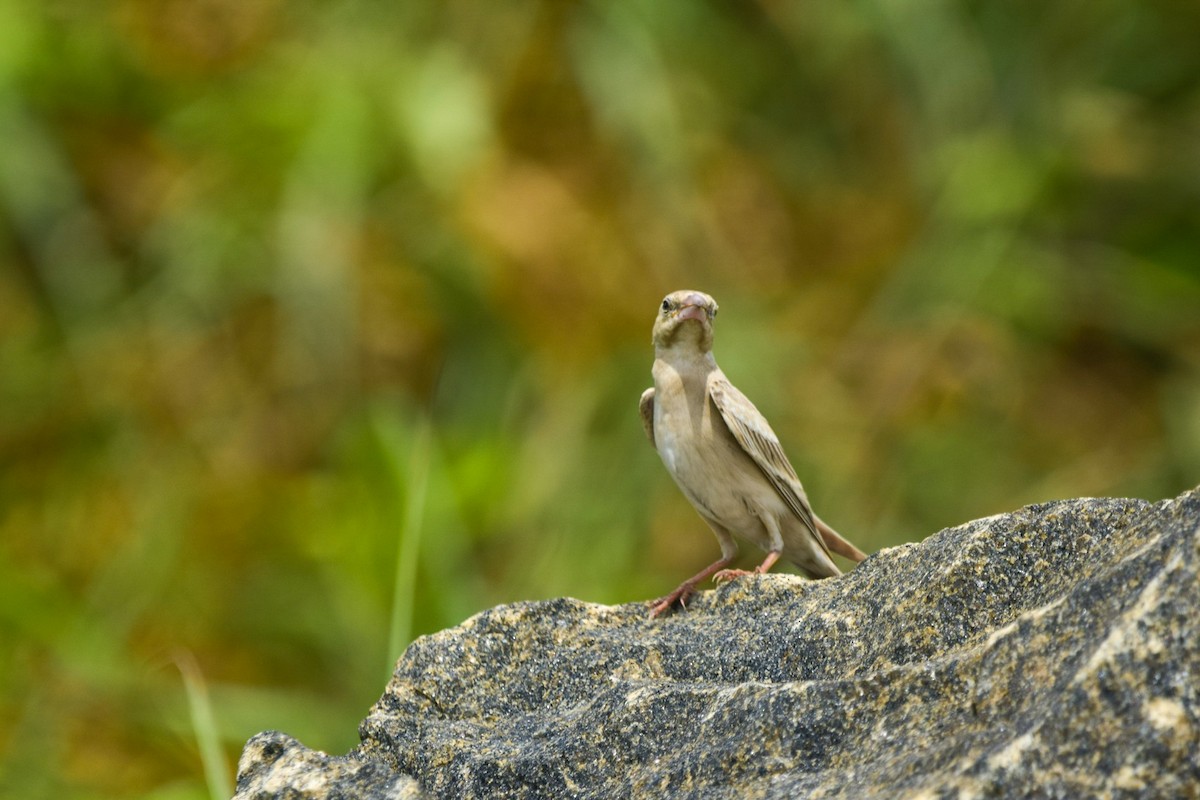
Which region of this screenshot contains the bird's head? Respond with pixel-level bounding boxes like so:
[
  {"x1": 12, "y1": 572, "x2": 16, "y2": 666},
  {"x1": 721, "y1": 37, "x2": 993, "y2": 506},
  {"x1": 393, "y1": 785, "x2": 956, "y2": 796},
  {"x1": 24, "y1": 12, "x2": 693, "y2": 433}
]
[{"x1": 651, "y1": 290, "x2": 719, "y2": 353}]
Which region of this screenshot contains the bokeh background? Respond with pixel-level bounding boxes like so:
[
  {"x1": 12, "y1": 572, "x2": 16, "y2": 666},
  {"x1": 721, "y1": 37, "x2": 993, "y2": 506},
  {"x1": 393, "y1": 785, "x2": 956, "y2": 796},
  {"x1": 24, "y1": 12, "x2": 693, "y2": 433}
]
[{"x1": 2, "y1": 1, "x2": 1199, "y2": 797}]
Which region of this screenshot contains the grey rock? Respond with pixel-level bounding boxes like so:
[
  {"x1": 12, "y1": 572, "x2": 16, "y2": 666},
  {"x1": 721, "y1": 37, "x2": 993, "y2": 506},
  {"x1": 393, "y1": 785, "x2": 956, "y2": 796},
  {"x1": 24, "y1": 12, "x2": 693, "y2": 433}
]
[
  {"x1": 235, "y1": 488, "x2": 1200, "y2": 799},
  {"x1": 234, "y1": 731, "x2": 426, "y2": 799}
]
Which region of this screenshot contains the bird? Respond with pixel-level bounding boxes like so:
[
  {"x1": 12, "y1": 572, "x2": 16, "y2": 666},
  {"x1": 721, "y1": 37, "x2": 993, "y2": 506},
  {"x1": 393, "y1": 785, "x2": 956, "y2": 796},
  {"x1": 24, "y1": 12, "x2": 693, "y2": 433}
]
[{"x1": 640, "y1": 290, "x2": 866, "y2": 617}]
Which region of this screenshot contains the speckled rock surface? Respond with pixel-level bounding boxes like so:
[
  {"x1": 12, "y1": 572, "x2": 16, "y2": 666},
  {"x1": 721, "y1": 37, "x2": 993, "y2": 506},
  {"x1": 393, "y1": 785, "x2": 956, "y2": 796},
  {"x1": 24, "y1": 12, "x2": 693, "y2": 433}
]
[
  {"x1": 234, "y1": 488, "x2": 1200, "y2": 799},
  {"x1": 234, "y1": 731, "x2": 426, "y2": 799}
]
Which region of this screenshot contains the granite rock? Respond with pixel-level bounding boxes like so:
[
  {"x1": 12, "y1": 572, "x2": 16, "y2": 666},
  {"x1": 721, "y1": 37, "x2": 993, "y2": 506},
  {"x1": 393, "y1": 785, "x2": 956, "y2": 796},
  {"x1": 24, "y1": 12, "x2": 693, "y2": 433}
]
[
  {"x1": 234, "y1": 730, "x2": 425, "y2": 799},
  {"x1": 234, "y1": 488, "x2": 1200, "y2": 799}
]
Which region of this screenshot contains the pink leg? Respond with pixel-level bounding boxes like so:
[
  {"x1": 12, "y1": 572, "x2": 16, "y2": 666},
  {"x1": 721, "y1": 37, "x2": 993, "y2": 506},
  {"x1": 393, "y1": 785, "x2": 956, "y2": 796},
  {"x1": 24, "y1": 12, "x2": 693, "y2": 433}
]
[
  {"x1": 714, "y1": 549, "x2": 781, "y2": 584},
  {"x1": 649, "y1": 555, "x2": 735, "y2": 617}
]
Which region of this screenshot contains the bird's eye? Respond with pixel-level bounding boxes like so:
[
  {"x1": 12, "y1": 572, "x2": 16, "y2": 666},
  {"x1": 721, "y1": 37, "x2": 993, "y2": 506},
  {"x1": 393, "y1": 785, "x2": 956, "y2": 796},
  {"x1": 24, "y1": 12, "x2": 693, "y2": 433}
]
[
  {"x1": 712, "y1": 307, "x2": 718, "y2": 318},
  {"x1": 661, "y1": 298, "x2": 671, "y2": 312}
]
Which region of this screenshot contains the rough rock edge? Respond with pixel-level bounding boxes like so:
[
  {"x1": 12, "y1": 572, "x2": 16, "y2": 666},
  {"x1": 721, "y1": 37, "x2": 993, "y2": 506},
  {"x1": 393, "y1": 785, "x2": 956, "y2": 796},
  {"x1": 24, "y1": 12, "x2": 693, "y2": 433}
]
[
  {"x1": 234, "y1": 731, "x2": 426, "y2": 799},
  {"x1": 233, "y1": 487, "x2": 1200, "y2": 799}
]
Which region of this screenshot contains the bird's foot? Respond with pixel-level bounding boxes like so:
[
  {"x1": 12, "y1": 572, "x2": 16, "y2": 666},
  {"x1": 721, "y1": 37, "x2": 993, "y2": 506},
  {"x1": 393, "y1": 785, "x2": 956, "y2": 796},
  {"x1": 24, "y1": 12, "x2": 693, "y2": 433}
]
[
  {"x1": 713, "y1": 568, "x2": 757, "y2": 585},
  {"x1": 649, "y1": 582, "x2": 696, "y2": 617}
]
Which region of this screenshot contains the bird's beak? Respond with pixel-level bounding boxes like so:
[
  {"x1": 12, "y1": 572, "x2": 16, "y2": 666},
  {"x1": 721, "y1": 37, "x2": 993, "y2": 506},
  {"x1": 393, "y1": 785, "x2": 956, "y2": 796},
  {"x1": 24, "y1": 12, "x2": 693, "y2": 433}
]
[{"x1": 676, "y1": 292, "x2": 712, "y2": 323}]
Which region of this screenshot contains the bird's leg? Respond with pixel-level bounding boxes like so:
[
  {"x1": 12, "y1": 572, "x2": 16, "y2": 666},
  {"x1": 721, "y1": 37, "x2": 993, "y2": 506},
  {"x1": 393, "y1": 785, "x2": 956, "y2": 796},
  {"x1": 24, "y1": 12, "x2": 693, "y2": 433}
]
[
  {"x1": 649, "y1": 555, "x2": 734, "y2": 617},
  {"x1": 714, "y1": 514, "x2": 784, "y2": 583},
  {"x1": 713, "y1": 550, "x2": 781, "y2": 583}
]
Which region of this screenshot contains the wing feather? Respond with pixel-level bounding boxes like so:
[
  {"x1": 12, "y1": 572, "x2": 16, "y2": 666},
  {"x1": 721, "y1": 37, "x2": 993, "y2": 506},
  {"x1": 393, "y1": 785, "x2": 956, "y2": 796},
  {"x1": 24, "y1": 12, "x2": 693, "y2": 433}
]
[
  {"x1": 708, "y1": 378, "x2": 821, "y2": 542},
  {"x1": 639, "y1": 388, "x2": 657, "y2": 448}
]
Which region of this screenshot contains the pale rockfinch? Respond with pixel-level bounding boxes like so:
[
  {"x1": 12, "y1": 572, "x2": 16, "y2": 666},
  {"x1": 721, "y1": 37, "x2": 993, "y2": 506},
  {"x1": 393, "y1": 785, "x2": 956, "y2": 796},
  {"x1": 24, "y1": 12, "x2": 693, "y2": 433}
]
[{"x1": 640, "y1": 290, "x2": 866, "y2": 616}]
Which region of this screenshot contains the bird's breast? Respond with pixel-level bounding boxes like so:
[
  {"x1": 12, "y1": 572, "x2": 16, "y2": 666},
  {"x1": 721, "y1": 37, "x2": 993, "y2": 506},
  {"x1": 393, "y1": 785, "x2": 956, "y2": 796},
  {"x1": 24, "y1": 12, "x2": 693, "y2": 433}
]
[{"x1": 651, "y1": 379, "x2": 778, "y2": 536}]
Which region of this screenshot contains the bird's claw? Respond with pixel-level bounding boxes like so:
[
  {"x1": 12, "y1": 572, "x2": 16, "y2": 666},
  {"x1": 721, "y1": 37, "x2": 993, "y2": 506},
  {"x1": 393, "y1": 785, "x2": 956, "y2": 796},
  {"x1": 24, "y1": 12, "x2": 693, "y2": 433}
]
[
  {"x1": 648, "y1": 583, "x2": 695, "y2": 617},
  {"x1": 712, "y1": 568, "x2": 755, "y2": 585}
]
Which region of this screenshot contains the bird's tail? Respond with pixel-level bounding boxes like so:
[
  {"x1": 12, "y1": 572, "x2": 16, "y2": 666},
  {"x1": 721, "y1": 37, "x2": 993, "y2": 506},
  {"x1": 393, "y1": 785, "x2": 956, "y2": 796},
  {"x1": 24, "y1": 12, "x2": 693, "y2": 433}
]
[{"x1": 814, "y1": 516, "x2": 867, "y2": 563}]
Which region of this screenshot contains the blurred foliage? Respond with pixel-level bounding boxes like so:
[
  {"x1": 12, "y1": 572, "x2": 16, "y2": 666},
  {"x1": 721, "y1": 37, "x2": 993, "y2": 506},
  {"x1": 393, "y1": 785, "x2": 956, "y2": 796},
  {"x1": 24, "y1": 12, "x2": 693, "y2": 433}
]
[{"x1": 1, "y1": 0, "x2": 1199, "y2": 797}]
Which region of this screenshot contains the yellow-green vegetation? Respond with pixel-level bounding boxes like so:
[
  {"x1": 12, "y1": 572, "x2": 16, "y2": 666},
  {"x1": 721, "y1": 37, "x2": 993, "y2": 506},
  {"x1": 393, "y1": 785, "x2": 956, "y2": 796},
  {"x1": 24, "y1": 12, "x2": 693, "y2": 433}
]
[{"x1": 1, "y1": 2, "x2": 1198, "y2": 798}]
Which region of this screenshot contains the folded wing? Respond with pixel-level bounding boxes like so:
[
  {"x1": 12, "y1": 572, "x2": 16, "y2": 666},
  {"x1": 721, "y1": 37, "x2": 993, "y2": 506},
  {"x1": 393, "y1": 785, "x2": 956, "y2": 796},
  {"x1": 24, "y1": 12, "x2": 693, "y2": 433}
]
[
  {"x1": 708, "y1": 378, "x2": 824, "y2": 546},
  {"x1": 639, "y1": 388, "x2": 656, "y2": 447}
]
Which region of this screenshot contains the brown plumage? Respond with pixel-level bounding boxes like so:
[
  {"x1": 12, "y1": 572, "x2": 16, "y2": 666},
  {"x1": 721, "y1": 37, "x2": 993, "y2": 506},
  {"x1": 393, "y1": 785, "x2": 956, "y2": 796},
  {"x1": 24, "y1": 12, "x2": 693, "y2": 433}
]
[{"x1": 641, "y1": 290, "x2": 866, "y2": 616}]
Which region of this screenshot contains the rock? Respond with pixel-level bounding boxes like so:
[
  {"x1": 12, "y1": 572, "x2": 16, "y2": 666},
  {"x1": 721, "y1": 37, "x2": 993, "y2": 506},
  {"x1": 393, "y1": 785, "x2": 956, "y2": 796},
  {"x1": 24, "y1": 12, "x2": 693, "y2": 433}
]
[
  {"x1": 234, "y1": 488, "x2": 1200, "y2": 799},
  {"x1": 234, "y1": 731, "x2": 425, "y2": 799}
]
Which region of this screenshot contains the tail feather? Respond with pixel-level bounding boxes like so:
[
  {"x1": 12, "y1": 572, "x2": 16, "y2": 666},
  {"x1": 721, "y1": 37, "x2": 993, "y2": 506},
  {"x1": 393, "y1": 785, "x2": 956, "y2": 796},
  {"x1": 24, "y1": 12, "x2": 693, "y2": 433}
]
[{"x1": 814, "y1": 515, "x2": 867, "y2": 563}]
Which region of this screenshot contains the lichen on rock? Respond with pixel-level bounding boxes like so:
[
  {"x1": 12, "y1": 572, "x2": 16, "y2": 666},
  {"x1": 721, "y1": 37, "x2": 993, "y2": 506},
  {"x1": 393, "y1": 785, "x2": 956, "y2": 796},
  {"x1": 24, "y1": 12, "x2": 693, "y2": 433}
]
[{"x1": 234, "y1": 487, "x2": 1200, "y2": 799}]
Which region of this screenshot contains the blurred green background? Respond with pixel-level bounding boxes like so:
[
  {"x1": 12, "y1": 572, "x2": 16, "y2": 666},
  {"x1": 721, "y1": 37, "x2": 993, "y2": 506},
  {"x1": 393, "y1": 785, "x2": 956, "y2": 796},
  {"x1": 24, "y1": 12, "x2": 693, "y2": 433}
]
[{"x1": 2, "y1": 1, "x2": 1199, "y2": 797}]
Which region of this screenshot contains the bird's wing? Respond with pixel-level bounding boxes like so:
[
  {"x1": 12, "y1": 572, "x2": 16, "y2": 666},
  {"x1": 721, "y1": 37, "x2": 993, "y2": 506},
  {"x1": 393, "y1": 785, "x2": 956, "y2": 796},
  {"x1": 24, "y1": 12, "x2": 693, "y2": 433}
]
[
  {"x1": 639, "y1": 388, "x2": 657, "y2": 447},
  {"x1": 708, "y1": 377, "x2": 820, "y2": 541}
]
